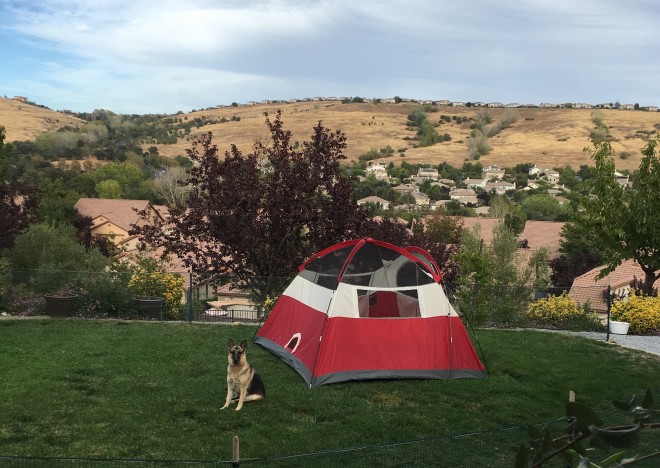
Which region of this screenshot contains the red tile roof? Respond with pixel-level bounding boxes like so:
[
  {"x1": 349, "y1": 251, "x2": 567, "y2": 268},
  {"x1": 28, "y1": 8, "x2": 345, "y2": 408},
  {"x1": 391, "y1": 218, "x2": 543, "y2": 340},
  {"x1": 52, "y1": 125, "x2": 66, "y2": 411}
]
[
  {"x1": 569, "y1": 260, "x2": 660, "y2": 312},
  {"x1": 453, "y1": 217, "x2": 564, "y2": 257},
  {"x1": 521, "y1": 220, "x2": 565, "y2": 257},
  {"x1": 74, "y1": 198, "x2": 157, "y2": 232}
]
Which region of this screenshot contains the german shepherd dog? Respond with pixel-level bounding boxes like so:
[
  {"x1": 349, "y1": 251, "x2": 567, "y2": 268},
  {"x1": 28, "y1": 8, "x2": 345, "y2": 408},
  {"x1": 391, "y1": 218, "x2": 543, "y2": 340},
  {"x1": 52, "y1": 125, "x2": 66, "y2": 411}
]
[{"x1": 222, "y1": 338, "x2": 265, "y2": 411}]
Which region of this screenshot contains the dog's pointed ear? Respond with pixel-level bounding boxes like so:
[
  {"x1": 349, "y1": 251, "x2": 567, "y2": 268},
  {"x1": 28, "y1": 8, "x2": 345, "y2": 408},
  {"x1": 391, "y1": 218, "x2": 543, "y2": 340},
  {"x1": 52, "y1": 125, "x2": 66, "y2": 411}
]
[
  {"x1": 240, "y1": 339, "x2": 248, "y2": 350},
  {"x1": 228, "y1": 338, "x2": 235, "y2": 349}
]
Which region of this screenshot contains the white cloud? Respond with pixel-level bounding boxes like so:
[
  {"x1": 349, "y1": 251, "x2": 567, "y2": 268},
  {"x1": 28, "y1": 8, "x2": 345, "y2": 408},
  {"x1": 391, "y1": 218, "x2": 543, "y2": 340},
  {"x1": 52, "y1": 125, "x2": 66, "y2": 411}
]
[{"x1": 1, "y1": 0, "x2": 659, "y2": 113}]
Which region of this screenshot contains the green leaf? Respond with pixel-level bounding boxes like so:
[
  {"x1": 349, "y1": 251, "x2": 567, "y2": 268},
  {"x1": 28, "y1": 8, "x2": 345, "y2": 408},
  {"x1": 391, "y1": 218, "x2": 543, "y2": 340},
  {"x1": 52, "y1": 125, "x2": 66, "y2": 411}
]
[
  {"x1": 532, "y1": 428, "x2": 553, "y2": 464},
  {"x1": 527, "y1": 424, "x2": 543, "y2": 441},
  {"x1": 589, "y1": 423, "x2": 641, "y2": 449},
  {"x1": 514, "y1": 443, "x2": 528, "y2": 468},
  {"x1": 642, "y1": 388, "x2": 654, "y2": 409},
  {"x1": 598, "y1": 450, "x2": 627, "y2": 467},
  {"x1": 612, "y1": 395, "x2": 636, "y2": 411}
]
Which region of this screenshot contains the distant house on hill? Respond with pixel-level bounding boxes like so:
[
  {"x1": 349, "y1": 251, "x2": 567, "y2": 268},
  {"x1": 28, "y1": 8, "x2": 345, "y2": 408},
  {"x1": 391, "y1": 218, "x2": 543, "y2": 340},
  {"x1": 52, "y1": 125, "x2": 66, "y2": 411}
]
[
  {"x1": 417, "y1": 167, "x2": 439, "y2": 180},
  {"x1": 483, "y1": 165, "x2": 505, "y2": 180},
  {"x1": 449, "y1": 188, "x2": 479, "y2": 206},
  {"x1": 484, "y1": 181, "x2": 516, "y2": 195},
  {"x1": 357, "y1": 196, "x2": 390, "y2": 210}
]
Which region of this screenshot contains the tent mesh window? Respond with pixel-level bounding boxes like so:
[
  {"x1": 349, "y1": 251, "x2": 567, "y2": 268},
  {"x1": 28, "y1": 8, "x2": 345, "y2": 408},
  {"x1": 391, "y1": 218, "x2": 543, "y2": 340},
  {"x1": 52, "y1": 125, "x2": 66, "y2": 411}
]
[
  {"x1": 298, "y1": 245, "x2": 353, "y2": 289},
  {"x1": 357, "y1": 289, "x2": 421, "y2": 318}
]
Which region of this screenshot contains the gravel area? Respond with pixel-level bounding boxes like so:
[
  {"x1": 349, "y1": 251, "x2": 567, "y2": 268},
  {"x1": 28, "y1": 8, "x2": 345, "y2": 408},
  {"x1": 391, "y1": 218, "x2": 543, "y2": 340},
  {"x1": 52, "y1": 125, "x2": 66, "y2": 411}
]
[{"x1": 536, "y1": 329, "x2": 660, "y2": 356}]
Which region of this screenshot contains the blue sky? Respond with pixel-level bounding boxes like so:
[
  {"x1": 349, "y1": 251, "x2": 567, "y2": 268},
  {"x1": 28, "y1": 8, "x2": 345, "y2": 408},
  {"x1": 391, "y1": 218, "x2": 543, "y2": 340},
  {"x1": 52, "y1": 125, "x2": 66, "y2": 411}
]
[{"x1": 1, "y1": 0, "x2": 659, "y2": 114}]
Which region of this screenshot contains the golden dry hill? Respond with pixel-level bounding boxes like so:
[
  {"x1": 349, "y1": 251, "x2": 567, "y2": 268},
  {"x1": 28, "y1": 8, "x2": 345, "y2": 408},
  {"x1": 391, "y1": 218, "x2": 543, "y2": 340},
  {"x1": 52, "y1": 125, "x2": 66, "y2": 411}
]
[
  {"x1": 1, "y1": 97, "x2": 659, "y2": 171},
  {"x1": 0, "y1": 97, "x2": 84, "y2": 141},
  {"x1": 156, "y1": 101, "x2": 660, "y2": 171}
]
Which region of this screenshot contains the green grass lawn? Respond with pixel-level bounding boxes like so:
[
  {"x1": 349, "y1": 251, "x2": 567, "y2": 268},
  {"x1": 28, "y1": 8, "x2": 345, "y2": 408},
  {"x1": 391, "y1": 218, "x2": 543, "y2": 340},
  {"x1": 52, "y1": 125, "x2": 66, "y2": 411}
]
[{"x1": 1, "y1": 319, "x2": 659, "y2": 465}]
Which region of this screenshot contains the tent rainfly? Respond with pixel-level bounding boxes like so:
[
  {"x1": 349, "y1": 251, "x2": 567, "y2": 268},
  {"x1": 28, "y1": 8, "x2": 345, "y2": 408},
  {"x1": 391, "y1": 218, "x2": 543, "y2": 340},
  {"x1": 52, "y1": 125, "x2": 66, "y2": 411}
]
[{"x1": 255, "y1": 238, "x2": 487, "y2": 387}]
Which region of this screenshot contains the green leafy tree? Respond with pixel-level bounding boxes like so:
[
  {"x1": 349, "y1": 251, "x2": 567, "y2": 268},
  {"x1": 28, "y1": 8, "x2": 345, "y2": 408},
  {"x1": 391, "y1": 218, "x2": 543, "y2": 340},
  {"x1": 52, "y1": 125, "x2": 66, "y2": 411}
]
[
  {"x1": 96, "y1": 179, "x2": 123, "y2": 199},
  {"x1": 571, "y1": 138, "x2": 660, "y2": 294},
  {"x1": 489, "y1": 195, "x2": 526, "y2": 236},
  {"x1": 8, "y1": 223, "x2": 108, "y2": 293},
  {"x1": 520, "y1": 194, "x2": 570, "y2": 221},
  {"x1": 453, "y1": 223, "x2": 538, "y2": 324},
  {"x1": 94, "y1": 162, "x2": 148, "y2": 199}
]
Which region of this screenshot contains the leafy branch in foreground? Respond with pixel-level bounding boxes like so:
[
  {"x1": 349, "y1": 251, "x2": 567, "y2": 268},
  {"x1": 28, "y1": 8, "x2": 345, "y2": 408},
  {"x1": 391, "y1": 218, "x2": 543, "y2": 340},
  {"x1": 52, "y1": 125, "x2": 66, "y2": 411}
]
[{"x1": 515, "y1": 389, "x2": 659, "y2": 467}]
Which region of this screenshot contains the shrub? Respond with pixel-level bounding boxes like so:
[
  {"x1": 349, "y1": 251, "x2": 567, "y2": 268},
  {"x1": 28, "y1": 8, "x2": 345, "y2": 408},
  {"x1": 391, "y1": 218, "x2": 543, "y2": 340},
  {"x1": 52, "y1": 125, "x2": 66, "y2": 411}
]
[
  {"x1": 611, "y1": 293, "x2": 660, "y2": 334},
  {"x1": 127, "y1": 257, "x2": 185, "y2": 319},
  {"x1": 526, "y1": 293, "x2": 603, "y2": 330}
]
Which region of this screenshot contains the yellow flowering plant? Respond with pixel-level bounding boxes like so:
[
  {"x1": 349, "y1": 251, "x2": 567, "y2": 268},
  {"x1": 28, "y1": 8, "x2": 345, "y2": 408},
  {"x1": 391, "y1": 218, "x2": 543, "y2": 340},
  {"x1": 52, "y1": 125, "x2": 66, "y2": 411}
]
[
  {"x1": 127, "y1": 257, "x2": 185, "y2": 319},
  {"x1": 526, "y1": 292, "x2": 603, "y2": 330},
  {"x1": 611, "y1": 292, "x2": 660, "y2": 334}
]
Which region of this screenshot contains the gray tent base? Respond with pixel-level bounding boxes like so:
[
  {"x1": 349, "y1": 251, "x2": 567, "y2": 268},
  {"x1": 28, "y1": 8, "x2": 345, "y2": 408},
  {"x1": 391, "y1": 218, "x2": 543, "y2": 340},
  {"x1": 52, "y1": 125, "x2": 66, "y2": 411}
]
[{"x1": 254, "y1": 336, "x2": 487, "y2": 388}]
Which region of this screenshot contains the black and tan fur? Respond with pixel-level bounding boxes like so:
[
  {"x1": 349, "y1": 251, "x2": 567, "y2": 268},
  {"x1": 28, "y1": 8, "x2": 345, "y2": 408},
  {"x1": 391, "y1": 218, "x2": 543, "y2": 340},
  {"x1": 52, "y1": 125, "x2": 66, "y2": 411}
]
[{"x1": 222, "y1": 338, "x2": 265, "y2": 411}]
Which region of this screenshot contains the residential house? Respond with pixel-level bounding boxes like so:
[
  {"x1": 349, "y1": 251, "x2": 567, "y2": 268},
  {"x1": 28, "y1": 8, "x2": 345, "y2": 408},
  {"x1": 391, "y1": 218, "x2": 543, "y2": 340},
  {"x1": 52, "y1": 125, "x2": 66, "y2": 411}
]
[
  {"x1": 648, "y1": 106, "x2": 658, "y2": 112},
  {"x1": 417, "y1": 167, "x2": 439, "y2": 180},
  {"x1": 529, "y1": 166, "x2": 560, "y2": 185},
  {"x1": 449, "y1": 188, "x2": 479, "y2": 206},
  {"x1": 483, "y1": 165, "x2": 505, "y2": 180},
  {"x1": 528, "y1": 165, "x2": 543, "y2": 177},
  {"x1": 393, "y1": 183, "x2": 417, "y2": 194},
  {"x1": 74, "y1": 198, "x2": 165, "y2": 247},
  {"x1": 570, "y1": 260, "x2": 660, "y2": 314},
  {"x1": 488, "y1": 102, "x2": 504, "y2": 108},
  {"x1": 366, "y1": 162, "x2": 389, "y2": 181},
  {"x1": 484, "y1": 181, "x2": 516, "y2": 195},
  {"x1": 357, "y1": 196, "x2": 390, "y2": 210},
  {"x1": 207, "y1": 283, "x2": 256, "y2": 312},
  {"x1": 411, "y1": 191, "x2": 430, "y2": 206},
  {"x1": 615, "y1": 171, "x2": 630, "y2": 188},
  {"x1": 464, "y1": 178, "x2": 487, "y2": 190},
  {"x1": 543, "y1": 170, "x2": 560, "y2": 185}
]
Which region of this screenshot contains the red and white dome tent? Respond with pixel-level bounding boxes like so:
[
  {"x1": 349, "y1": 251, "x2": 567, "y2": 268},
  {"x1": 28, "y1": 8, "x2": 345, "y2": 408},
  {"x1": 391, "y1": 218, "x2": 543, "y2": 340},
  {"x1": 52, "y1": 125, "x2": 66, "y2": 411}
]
[{"x1": 255, "y1": 238, "x2": 487, "y2": 387}]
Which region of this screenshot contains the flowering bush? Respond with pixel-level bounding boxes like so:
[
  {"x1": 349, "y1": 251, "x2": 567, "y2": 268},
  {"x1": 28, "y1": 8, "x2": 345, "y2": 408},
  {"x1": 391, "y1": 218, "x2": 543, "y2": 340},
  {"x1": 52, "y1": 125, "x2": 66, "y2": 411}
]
[
  {"x1": 611, "y1": 293, "x2": 660, "y2": 334},
  {"x1": 526, "y1": 292, "x2": 603, "y2": 330},
  {"x1": 127, "y1": 257, "x2": 185, "y2": 319},
  {"x1": 262, "y1": 295, "x2": 280, "y2": 315}
]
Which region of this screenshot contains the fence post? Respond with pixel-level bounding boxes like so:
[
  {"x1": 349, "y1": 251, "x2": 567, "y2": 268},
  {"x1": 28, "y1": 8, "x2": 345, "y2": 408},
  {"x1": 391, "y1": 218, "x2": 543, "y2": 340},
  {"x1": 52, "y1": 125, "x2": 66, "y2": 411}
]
[
  {"x1": 606, "y1": 285, "x2": 611, "y2": 341},
  {"x1": 231, "y1": 435, "x2": 240, "y2": 467},
  {"x1": 188, "y1": 270, "x2": 193, "y2": 323}
]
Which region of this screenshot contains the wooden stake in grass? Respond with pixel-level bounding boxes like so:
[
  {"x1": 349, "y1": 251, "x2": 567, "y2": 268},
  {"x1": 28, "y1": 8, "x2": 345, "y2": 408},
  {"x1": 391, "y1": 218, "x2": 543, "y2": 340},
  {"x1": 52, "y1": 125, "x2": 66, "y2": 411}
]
[{"x1": 232, "y1": 435, "x2": 240, "y2": 467}]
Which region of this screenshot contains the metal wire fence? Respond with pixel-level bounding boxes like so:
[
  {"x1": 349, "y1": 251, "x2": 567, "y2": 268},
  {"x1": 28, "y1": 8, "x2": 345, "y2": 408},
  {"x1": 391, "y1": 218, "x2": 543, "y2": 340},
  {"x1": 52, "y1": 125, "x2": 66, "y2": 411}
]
[{"x1": 0, "y1": 268, "x2": 622, "y2": 334}]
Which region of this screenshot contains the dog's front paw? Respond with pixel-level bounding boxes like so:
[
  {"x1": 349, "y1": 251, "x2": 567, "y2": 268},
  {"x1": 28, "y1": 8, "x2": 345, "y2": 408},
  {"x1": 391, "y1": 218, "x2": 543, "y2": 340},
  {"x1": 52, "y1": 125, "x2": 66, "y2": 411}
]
[
  {"x1": 221, "y1": 404, "x2": 229, "y2": 410},
  {"x1": 235, "y1": 405, "x2": 243, "y2": 411}
]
